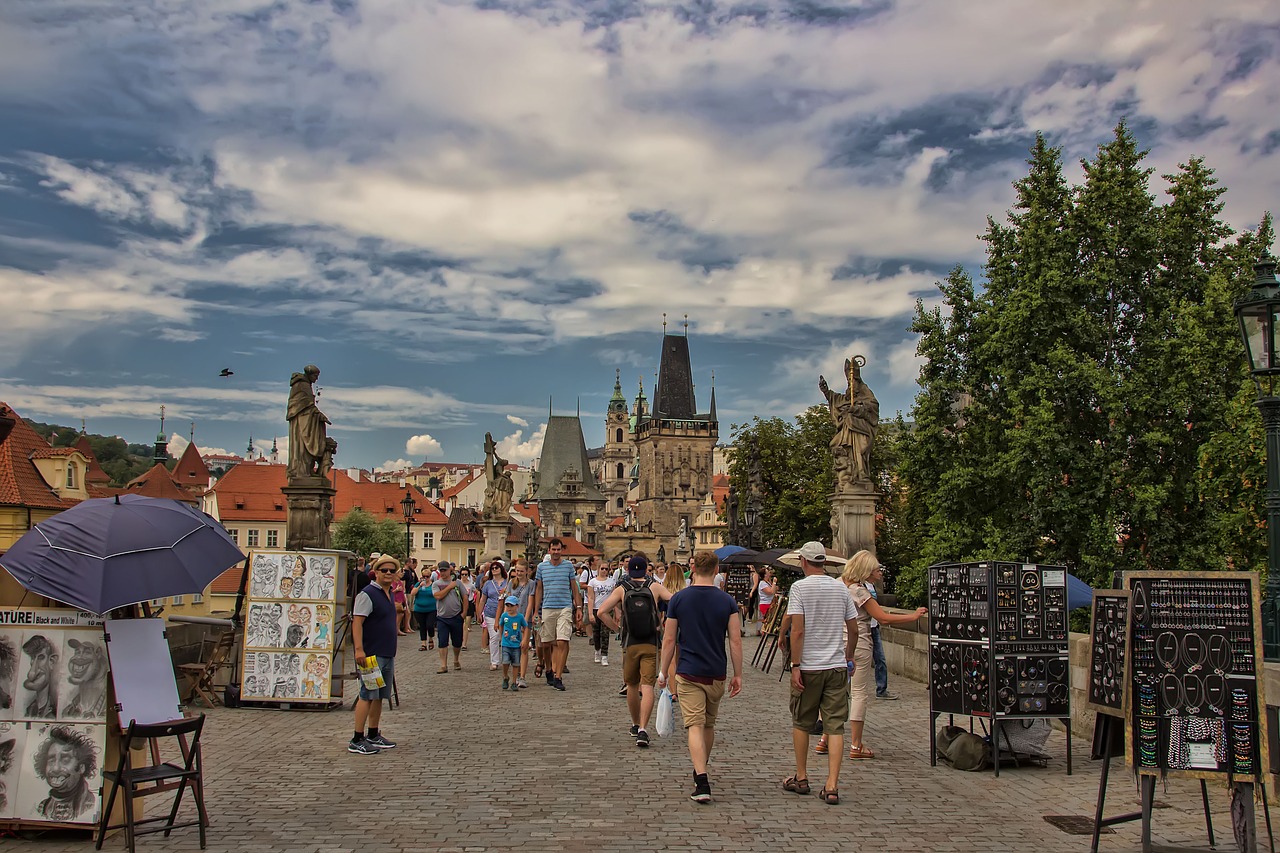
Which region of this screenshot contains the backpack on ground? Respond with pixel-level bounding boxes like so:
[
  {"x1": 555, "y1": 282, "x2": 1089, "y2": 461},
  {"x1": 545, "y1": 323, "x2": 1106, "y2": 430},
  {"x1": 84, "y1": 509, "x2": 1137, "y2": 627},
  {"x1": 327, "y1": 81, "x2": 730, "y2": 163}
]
[{"x1": 621, "y1": 578, "x2": 659, "y2": 644}]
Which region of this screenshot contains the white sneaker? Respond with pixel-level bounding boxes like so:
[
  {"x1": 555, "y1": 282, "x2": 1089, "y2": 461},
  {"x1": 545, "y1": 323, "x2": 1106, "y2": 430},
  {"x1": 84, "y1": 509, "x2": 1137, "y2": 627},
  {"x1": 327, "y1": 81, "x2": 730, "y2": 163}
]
[
  {"x1": 601, "y1": 655, "x2": 609, "y2": 666},
  {"x1": 593, "y1": 651, "x2": 601, "y2": 663}
]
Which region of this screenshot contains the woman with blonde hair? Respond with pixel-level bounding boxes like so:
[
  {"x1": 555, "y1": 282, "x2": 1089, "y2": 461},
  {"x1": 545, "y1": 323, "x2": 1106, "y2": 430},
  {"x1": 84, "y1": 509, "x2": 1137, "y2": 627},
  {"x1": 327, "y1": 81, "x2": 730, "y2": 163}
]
[{"x1": 814, "y1": 550, "x2": 926, "y2": 759}]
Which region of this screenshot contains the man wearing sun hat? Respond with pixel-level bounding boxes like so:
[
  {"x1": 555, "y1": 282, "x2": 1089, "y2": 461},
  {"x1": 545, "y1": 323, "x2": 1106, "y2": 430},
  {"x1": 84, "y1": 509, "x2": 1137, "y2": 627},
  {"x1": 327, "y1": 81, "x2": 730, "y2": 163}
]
[{"x1": 348, "y1": 553, "x2": 401, "y2": 756}]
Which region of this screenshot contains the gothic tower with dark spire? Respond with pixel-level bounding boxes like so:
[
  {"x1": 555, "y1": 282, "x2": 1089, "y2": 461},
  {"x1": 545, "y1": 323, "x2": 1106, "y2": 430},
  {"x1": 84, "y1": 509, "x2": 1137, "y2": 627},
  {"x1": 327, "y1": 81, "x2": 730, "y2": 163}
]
[{"x1": 631, "y1": 328, "x2": 718, "y2": 556}]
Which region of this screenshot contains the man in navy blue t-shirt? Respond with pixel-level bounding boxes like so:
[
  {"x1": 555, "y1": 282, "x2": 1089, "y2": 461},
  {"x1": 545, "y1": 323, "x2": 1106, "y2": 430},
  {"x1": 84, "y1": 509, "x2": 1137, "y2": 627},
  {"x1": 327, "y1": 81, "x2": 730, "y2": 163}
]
[{"x1": 657, "y1": 551, "x2": 742, "y2": 804}]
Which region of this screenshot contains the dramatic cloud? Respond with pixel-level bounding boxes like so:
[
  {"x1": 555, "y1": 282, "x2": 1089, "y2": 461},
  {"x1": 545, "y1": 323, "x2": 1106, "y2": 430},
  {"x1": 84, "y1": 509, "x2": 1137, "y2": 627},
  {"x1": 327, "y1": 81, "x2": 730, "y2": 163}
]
[
  {"x1": 376, "y1": 458, "x2": 415, "y2": 473},
  {"x1": 406, "y1": 433, "x2": 443, "y2": 458},
  {"x1": 497, "y1": 423, "x2": 547, "y2": 467}
]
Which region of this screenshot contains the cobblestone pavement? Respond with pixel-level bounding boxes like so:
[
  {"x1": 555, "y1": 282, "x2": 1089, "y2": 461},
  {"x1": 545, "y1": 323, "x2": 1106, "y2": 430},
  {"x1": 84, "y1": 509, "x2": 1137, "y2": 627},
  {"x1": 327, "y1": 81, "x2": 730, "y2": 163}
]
[{"x1": 10, "y1": 631, "x2": 1239, "y2": 852}]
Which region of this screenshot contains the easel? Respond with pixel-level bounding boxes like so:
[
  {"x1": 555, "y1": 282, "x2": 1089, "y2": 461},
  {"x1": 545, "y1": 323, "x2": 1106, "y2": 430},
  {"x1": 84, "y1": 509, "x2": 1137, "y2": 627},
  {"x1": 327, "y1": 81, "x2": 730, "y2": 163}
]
[{"x1": 750, "y1": 593, "x2": 787, "y2": 674}]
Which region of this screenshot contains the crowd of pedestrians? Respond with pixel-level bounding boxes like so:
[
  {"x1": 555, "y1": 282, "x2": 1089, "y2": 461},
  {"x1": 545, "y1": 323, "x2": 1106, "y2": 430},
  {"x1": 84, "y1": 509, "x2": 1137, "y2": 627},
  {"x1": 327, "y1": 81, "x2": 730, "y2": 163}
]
[{"x1": 344, "y1": 539, "x2": 923, "y2": 805}]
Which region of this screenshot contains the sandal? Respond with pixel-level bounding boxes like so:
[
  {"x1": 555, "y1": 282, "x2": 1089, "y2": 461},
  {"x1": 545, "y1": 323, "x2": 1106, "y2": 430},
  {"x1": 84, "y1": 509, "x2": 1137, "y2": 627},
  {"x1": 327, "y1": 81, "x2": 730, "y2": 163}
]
[
  {"x1": 534, "y1": 664, "x2": 544, "y2": 678},
  {"x1": 453, "y1": 662, "x2": 462, "y2": 671},
  {"x1": 848, "y1": 745, "x2": 876, "y2": 760},
  {"x1": 818, "y1": 787, "x2": 839, "y2": 805},
  {"x1": 428, "y1": 641, "x2": 435, "y2": 650},
  {"x1": 814, "y1": 737, "x2": 829, "y2": 755},
  {"x1": 436, "y1": 668, "x2": 449, "y2": 674},
  {"x1": 782, "y1": 776, "x2": 811, "y2": 795},
  {"x1": 419, "y1": 643, "x2": 429, "y2": 651}
]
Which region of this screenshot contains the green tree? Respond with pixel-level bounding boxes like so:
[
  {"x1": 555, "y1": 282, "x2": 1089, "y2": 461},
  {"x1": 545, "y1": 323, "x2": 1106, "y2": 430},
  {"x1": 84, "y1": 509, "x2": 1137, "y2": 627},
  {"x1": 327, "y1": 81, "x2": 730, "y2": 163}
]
[{"x1": 332, "y1": 509, "x2": 409, "y2": 561}]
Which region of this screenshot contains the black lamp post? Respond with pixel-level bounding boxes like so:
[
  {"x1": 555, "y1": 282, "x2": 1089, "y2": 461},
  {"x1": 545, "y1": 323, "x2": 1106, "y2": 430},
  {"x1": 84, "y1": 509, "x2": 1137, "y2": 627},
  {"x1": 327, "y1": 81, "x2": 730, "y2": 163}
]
[
  {"x1": 1234, "y1": 252, "x2": 1280, "y2": 662},
  {"x1": 400, "y1": 488, "x2": 417, "y2": 563},
  {"x1": 726, "y1": 484, "x2": 739, "y2": 545},
  {"x1": 524, "y1": 523, "x2": 542, "y2": 566},
  {"x1": 744, "y1": 499, "x2": 760, "y2": 551}
]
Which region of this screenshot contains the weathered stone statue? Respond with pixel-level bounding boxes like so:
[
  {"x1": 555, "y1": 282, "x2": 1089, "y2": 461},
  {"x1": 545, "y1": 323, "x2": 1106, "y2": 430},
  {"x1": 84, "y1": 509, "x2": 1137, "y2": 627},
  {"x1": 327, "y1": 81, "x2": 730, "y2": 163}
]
[
  {"x1": 482, "y1": 431, "x2": 514, "y2": 519},
  {"x1": 819, "y1": 355, "x2": 879, "y2": 490},
  {"x1": 286, "y1": 365, "x2": 335, "y2": 481},
  {"x1": 678, "y1": 518, "x2": 688, "y2": 551}
]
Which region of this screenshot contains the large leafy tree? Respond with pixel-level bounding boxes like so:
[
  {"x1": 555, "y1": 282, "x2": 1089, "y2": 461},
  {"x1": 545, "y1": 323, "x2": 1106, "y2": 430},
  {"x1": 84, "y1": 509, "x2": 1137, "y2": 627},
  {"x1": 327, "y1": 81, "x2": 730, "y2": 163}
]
[
  {"x1": 893, "y1": 124, "x2": 1273, "y2": 604},
  {"x1": 332, "y1": 509, "x2": 409, "y2": 561}
]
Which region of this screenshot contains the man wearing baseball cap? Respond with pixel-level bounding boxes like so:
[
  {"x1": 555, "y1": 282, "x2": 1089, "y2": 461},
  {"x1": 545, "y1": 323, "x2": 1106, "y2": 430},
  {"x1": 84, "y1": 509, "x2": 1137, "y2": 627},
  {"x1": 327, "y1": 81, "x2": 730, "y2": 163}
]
[{"x1": 597, "y1": 552, "x2": 672, "y2": 748}]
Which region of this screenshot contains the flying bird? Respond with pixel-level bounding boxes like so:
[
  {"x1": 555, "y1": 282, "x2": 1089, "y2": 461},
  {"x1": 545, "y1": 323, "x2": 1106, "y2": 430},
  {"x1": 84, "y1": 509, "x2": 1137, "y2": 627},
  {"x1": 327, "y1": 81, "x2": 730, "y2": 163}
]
[{"x1": 219, "y1": 368, "x2": 234, "y2": 377}]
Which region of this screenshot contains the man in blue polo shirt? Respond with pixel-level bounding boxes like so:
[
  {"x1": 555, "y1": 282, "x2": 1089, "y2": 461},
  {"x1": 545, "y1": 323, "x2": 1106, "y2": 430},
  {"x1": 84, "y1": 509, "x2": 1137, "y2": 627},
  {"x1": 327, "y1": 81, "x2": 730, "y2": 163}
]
[
  {"x1": 349, "y1": 554, "x2": 400, "y2": 755},
  {"x1": 535, "y1": 538, "x2": 580, "y2": 691}
]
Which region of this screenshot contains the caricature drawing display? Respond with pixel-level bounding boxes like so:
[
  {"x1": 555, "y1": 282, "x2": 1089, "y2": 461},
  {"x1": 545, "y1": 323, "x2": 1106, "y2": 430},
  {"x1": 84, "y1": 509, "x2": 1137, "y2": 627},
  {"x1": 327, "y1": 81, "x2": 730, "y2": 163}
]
[
  {"x1": 238, "y1": 550, "x2": 343, "y2": 703},
  {"x1": 0, "y1": 609, "x2": 107, "y2": 826}
]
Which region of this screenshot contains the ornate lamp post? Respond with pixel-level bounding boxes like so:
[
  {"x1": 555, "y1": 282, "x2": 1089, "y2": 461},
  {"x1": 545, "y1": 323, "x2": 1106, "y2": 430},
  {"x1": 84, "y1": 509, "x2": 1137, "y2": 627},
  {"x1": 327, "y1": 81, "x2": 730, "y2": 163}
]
[
  {"x1": 1234, "y1": 252, "x2": 1280, "y2": 661},
  {"x1": 524, "y1": 522, "x2": 542, "y2": 565},
  {"x1": 744, "y1": 498, "x2": 760, "y2": 551},
  {"x1": 400, "y1": 488, "x2": 416, "y2": 563}
]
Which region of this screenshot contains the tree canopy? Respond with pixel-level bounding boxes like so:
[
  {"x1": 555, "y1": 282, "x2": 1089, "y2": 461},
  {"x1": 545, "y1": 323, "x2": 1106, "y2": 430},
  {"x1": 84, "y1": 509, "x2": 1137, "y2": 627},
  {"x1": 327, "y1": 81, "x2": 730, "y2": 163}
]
[{"x1": 332, "y1": 508, "x2": 409, "y2": 561}]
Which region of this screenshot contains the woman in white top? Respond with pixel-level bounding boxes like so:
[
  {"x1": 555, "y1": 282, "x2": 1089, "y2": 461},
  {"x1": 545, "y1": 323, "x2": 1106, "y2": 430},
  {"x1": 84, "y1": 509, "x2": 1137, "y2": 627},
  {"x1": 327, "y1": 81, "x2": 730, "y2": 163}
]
[
  {"x1": 587, "y1": 564, "x2": 617, "y2": 665},
  {"x1": 757, "y1": 567, "x2": 777, "y2": 625},
  {"x1": 814, "y1": 550, "x2": 925, "y2": 760}
]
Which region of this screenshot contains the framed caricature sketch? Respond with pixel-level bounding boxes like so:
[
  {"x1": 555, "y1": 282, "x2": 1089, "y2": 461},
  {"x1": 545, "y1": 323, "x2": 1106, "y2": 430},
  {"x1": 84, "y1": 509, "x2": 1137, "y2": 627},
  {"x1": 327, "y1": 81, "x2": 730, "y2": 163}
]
[
  {"x1": 238, "y1": 549, "x2": 346, "y2": 704},
  {"x1": 0, "y1": 608, "x2": 107, "y2": 828}
]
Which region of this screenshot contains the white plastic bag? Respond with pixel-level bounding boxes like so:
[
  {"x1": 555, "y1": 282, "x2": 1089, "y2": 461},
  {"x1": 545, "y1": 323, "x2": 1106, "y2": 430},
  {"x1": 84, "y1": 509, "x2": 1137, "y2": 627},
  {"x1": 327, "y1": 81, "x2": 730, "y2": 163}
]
[{"x1": 655, "y1": 686, "x2": 675, "y2": 738}]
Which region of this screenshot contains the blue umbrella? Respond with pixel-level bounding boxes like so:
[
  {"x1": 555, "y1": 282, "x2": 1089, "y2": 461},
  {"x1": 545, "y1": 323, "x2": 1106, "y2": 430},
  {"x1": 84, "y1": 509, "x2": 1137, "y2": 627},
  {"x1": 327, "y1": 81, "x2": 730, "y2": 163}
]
[
  {"x1": 1067, "y1": 572, "x2": 1094, "y2": 610},
  {"x1": 0, "y1": 494, "x2": 245, "y2": 615},
  {"x1": 714, "y1": 545, "x2": 751, "y2": 559}
]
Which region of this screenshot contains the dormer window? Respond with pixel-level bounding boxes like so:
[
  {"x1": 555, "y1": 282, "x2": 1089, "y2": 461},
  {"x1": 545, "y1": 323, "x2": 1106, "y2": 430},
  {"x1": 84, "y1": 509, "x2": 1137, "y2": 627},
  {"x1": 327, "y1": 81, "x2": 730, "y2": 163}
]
[{"x1": 66, "y1": 463, "x2": 77, "y2": 489}]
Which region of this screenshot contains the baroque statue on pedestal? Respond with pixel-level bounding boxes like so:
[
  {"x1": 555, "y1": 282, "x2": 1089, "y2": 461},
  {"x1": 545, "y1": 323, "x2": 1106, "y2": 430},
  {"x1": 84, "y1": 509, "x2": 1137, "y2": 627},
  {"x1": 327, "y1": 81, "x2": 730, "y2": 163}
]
[
  {"x1": 286, "y1": 365, "x2": 335, "y2": 481},
  {"x1": 482, "y1": 431, "x2": 514, "y2": 520},
  {"x1": 819, "y1": 355, "x2": 879, "y2": 490}
]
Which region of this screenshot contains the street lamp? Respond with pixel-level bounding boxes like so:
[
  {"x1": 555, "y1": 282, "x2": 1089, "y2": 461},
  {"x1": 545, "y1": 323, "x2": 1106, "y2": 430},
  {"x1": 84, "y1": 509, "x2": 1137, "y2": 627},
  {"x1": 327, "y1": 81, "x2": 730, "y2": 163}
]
[
  {"x1": 744, "y1": 499, "x2": 760, "y2": 550},
  {"x1": 524, "y1": 522, "x2": 542, "y2": 565},
  {"x1": 400, "y1": 488, "x2": 417, "y2": 563},
  {"x1": 1234, "y1": 252, "x2": 1280, "y2": 661}
]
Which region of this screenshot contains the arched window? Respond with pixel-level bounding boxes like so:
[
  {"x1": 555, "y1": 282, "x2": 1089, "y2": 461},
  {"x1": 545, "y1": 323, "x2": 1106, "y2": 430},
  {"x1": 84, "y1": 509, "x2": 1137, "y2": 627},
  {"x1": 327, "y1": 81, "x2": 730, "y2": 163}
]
[
  {"x1": 66, "y1": 463, "x2": 77, "y2": 489},
  {"x1": 616, "y1": 462, "x2": 625, "y2": 480},
  {"x1": 616, "y1": 497, "x2": 624, "y2": 509},
  {"x1": 615, "y1": 428, "x2": 624, "y2": 443}
]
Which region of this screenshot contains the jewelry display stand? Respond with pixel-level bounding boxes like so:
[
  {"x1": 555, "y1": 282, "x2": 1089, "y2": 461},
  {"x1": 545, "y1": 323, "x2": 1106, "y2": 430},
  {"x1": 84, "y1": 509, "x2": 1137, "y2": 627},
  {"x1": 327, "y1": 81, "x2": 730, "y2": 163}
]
[
  {"x1": 1124, "y1": 571, "x2": 1271, "y2": 853},
  {"x1": 927, "y1": 561, "x2": 1071, "y2": 776}
]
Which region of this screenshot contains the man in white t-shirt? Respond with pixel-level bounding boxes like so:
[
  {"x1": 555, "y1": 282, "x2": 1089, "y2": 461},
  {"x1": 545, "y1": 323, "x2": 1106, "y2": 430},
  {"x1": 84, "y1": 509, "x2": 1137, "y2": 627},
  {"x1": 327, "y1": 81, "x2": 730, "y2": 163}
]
[{"x1": 781, "y1": 541, "x2": 858, "y2": 805}]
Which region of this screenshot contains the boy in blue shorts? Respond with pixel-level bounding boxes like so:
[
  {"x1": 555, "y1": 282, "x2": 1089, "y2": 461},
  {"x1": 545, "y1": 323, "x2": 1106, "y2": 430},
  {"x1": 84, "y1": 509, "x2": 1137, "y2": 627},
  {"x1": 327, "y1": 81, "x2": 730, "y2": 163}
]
[{"x1": 499, "y1": 596, "x2": 528, "y2": 691}]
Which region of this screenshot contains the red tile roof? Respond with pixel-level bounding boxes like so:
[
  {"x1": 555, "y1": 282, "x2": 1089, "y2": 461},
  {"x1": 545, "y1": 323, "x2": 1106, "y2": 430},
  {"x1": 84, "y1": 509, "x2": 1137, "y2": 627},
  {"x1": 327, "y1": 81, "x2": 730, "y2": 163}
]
[
  {"x1": 442, "y1": 507, "x2": 531, "y2": 544},
  {"x1": 712, "y1": 472, "x2": 730, "y2": 512},
  {"x1": 72, "y1": 435, "x2": 112, "y2": 485},
  {"x1": 441, "y1": 472, "x2": 476, "y2": 500},
  {"x1": 0, "y1": 405, "x2": 74, "y2": 510},
  {"x1": 28, "y1": 446, "x2": 76, "y2": 459},
  {"x1": 125, "y1": 463, "x2": 197, "y2": 504},
  {"x1": 511, "y1": 502, "x2": 540, "y2": 525},
  {"x1": 209, "y1": 564, "x2": 246, "y2": 595},
  {"x1": 548, "y1": 536, "x2": 601, "y2": 558},
  {"x1": 208, "y1": 462, "x2": 447, "y2": 525},
  {"x1": 172, "y1": 440, "x2": 211, "y2": 490}
]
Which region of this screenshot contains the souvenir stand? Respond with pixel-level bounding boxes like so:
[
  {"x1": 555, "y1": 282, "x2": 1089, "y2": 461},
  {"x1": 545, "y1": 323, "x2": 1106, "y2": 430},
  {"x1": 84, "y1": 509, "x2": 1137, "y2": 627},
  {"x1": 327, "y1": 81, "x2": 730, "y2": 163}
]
[
  {"x1": 236, "y1": 549, "x2": 348, "y2": 709},
  {"x1": 1124, "y1": 571, "x2": 1270, "y2": 853},
  {"x1": 927, "y1": 561, "x2": 1072, "y2": 776},
  {"x1": 0, "y1": 607, "x2": 110, "y2": 831}
]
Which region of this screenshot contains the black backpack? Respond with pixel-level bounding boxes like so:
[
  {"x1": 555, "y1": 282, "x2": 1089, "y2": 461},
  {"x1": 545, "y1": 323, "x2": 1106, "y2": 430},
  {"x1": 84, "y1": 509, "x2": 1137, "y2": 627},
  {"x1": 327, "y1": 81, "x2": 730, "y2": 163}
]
[{"x1": 621, "y1": 578, "x2": 659, "y2": 644}]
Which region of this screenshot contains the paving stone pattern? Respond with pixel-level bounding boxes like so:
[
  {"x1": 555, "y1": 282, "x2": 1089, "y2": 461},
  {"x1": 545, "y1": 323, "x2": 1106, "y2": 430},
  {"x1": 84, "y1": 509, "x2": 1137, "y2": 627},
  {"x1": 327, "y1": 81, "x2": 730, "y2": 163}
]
[{"x1": 12, "y1": 632, "x2": 1234, "y2": 852}]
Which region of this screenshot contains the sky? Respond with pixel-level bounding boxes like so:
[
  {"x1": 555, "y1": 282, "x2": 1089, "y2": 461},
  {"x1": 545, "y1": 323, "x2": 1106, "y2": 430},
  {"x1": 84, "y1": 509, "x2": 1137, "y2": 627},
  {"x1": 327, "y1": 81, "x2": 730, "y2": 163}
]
[{"x1": 1, "y1": 1, "x2": 1278, "y2": 472}]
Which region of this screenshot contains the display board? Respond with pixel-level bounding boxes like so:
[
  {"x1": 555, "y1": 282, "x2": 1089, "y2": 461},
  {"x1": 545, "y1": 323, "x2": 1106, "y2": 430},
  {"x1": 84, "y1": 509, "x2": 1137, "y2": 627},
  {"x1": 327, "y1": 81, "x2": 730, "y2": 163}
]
[
  {"x1": 237, "y1": 550, "x2": 345, "y2": 704},
  {"x1": 1125, "y1": 571, "x2": 1265, "y2": 779},
  {"x1": 928, "y1": 561, "x2": 1070, "y2": 720},
  {"x1": 0, "y1": 607, "x2": 106, "y2": 826},
  {"x1": 103, "y1": 618, "x2": 182, "y2": 727},
  {"x1": 1087, "y1": 591, "x2": 1129, "y2": 716}
]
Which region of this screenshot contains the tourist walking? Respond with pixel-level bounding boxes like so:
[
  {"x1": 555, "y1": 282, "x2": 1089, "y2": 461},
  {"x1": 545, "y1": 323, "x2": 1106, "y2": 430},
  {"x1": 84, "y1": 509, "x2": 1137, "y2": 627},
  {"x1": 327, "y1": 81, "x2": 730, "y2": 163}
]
[
  {"x1": 815, "y1": 551, "x2": 926, "y2": 759},
  {"x1": 758, "y1": 567, "x2": 777, "y2": 626},
  {"x1": 410, "y1": 561, "x2": 441, "y2": 650},
  {"x1": 596, "y1": 553, "x2": 672, "y2": 747},
  {"x1": 477, "y1": 561, "x2": 508, "y2": 670},
  {"x1": 535, "y1": 538, "x2": 580, "y2": 690},
  {"x1": 657, "y1": 551, "x2": 742, "y2": 803},
  {"x1": 348, "y1": 554, "x2": 400, "y2": 755},
  {"x1": 782, "y1": 542, "x2": 858, "y2": 805},
  {"x1": 587, "y1": 559, "x2": 616, "y2": 665},
  {"x1": 432, "y1": 562, "x2": 467, "y2": 673},
  {"x1": 497, "y1": 595, "x2": 528, "y2": 691},
  {"x1": 459, "y1": 567, "x2": 476, "y2": 649},
  {"x1": 504, "y1": 558, "x2": 536, "y2": 688}
]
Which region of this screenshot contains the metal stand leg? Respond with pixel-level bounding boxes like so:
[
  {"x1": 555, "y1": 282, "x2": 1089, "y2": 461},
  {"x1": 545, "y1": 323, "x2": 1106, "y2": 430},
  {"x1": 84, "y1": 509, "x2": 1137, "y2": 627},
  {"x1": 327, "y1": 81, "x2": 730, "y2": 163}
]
[
  {"x1": 1200, "y1": 779, "x2": 1215, "y2": 848},
  {"x1": 1234, "y1": 782, "x2": 1258, "y2": 853},
  {"x1": 1091, "y1": 724, "x2": 1113, "y2": 853},
  {"x1": 1065, "y1": 717, "x2": 1073, "y2": 775},
  {"x1": 929, "y1": 711, "x2": 938, "y2": 767},
  {"x1": 993, "y1": 719, "x2": 1001, "y2": 777},
  {"x1": 1140, "y1": 774, "x2": 1156, "y2": 853}
]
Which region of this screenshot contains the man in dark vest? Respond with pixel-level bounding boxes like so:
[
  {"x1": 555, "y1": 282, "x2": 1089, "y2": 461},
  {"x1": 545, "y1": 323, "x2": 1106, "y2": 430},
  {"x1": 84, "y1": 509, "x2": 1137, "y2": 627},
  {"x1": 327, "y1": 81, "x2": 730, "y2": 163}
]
[{"x1": 349, "y1": 554, "x2": 401, "y2": 755}]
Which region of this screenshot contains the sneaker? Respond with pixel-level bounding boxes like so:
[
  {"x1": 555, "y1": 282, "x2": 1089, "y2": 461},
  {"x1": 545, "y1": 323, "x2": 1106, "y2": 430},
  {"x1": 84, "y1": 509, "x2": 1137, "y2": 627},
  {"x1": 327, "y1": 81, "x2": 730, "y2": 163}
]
[
  {"x1": 553, "y1": 678, "x2": 566, "y2": 691},
  {"x1": 347, "y1": 737, "x2": 378, "y2": 755},
  {"x1": 618, "y1": 684, "x2": 629, "y2": 696},
  {"x1": 629, "y1": 724, "x2": 640, "y2": 738},
  {"x1": 510, "y1": 680, "x2": 520, "y2": 691},
  {"x1": 365, "y1": 733, "x2": 396, "y2": 750},
  {"x1": 546, "y1": 671, "x2": 555, "y2": 686},
  {"x1": 876, "y1": 690, "x2": 900, "y2": 700},
  {"x1": 601, "y1": 655, "x2": 609, "y2": 666},
  {"x1": 516, "y1": 678, "x2": 528, "y2": 689},
  {"x1": 502, "y1": 677, "x2": 510, "y2": 690},
  {"x1": 594, "y1": 651, "x2": 601, "y2": 663},
  {"x1": 636, "y1": 730, "x2": 650, "y2": 748},
  {"x1": 690, "y1": 776, "x2": 712, "y2": 804}
]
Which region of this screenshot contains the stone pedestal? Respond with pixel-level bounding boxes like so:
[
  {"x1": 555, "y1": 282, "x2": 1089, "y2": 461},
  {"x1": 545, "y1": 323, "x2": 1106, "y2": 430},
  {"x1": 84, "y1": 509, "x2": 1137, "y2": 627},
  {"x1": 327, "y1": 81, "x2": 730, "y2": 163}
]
[
  {"x1": 479, "y1": 519, "x2": 510, "y2": 561},
  {"x1": 830, "y1": 484, "x2": 878, "y2": 559},
  {"x1": 283, "y1": 478, "x2": 336, "y2": 552}
]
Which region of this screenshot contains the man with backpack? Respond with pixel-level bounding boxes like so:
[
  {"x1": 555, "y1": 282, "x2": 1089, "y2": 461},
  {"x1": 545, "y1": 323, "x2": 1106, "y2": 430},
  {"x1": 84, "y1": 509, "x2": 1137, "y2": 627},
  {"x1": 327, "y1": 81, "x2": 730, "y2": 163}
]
[{"x1": 596, "y1": 553, "x2": 672, "y2": 748}]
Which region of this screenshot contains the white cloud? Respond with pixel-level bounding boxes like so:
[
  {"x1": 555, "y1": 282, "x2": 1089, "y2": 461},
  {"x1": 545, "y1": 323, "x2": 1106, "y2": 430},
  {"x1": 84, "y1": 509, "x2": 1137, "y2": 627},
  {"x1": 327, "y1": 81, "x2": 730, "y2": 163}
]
[
  {"x1": 406, "y1": 433, "x2": 442, "y2": 458},
  {"x1": 157, "y1": 327, "x2": 206, "y2": 343},
  {"x1": 497, "y1": 423, "x2": 547, "y2": 467},
  {"x1": 888, "y1": 339, "x2": 927, "y2": 392},
  {"x1": 505, "y1": 415, "x2": 528, "y2": 428},
  {"x1": 376, "y1": 458, "x2": 414, "y2": 473},
  {"x1": 167, "y1": 432, "x2": 235, "y2": 458}
]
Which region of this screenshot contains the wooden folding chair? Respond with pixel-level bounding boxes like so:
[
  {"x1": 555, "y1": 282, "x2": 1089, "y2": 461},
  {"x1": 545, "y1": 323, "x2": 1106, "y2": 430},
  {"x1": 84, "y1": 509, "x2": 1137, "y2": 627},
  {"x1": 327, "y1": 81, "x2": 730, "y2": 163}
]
[
  {"x1": 178, "y1": 630, "x2": 235, "y2": 708},
  {"x1": 95, "y1": 715, "x2": 208, "y2": 853}
]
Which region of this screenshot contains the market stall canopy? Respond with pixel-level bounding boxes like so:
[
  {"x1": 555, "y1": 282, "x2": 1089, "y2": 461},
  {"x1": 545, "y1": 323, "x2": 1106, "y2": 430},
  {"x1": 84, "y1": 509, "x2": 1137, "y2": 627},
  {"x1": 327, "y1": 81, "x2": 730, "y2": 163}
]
[
  {"x1": 715, "y1": 545, "x2": 755, "y2": 561},
  {"x1": 1067, "y1": 572, "x2": 1094, "y2": 610},
  {"x1": 0, "y1": 493, "x2": 245, "y2": 615}
]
